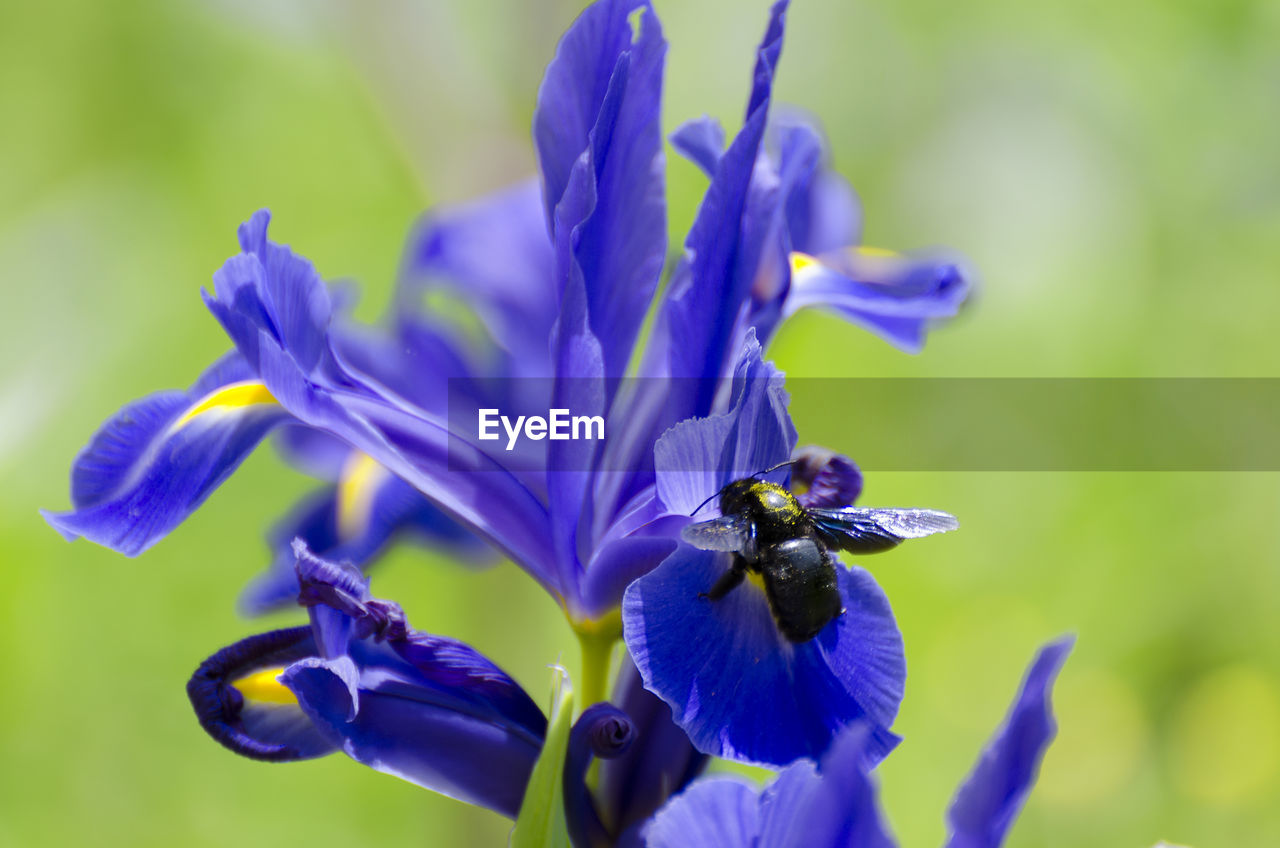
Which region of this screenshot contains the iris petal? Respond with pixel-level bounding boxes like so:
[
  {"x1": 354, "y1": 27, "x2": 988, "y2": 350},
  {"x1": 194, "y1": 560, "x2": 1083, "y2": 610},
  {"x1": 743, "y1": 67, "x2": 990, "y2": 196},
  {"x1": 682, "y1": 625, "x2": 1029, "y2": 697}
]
[
  {"x1": 642, "y1": 778, "x2": 761, "y2": 848},
  {"x1": 945, "y1": 638, "x2": 1074, "y2": 848},
  {"x1": 623, "y1": 546, "x2": 904, "y2": 767},
  {"x1": 43, "y1": 352, "x2": 288, "y2": 556},
  {"x1": 186, "y1": 626, "x2": 336, "y2": 762},
  {"x1": 786, "y1": 248, "x2": 971, "y2": 354}
]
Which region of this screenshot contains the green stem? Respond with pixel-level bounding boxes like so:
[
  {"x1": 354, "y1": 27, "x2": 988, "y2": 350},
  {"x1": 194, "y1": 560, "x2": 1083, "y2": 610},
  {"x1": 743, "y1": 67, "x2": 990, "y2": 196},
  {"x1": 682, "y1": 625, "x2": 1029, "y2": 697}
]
[{"x1": 576, "y1": 628, "x2": 616, "y2": 711}]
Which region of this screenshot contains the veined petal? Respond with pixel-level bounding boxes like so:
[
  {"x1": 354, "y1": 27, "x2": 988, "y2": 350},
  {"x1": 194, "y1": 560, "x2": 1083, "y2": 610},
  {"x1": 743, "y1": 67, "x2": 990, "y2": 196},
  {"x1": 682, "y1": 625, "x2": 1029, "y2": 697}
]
[
  {"x1": 283, "y1": 546, "x2": 548, "y2": 818},
  {"x1": 643, "y1": 724, "x2": 895, "y2": 848},
  {"x1": 599, "y1": 1, "x2": 789, "y2": 508},
  {"x1": 945, "y1": 638, "x2": 1074, "y2": 848},
  {"x1": 786, "y1": 247, "x2": 971, "y2": 354},
  {"x1": 653, "y1": 330, "x2": 795, "y2": 517},
  {"x1": 623, "y1": 547, "x2": 904, "y2": 768},
  {"x1": 756, "y1": 725, "x2": 895, "y2": 848},
  {"x1": 186, "y1": 626, "x2": 336, "y2": 762},
  {"x1": 206, "y1": 212, "x2": 562, "y2": 597},
  {"x1": 642, "y1": 778, "x2": 761, "y2": 848},
  {"x1": 644, "y1": 0, "x2": 787, "y2": 419},
  {"x1": 43, "y1": 352, "x2": 289, "y2": 556}
]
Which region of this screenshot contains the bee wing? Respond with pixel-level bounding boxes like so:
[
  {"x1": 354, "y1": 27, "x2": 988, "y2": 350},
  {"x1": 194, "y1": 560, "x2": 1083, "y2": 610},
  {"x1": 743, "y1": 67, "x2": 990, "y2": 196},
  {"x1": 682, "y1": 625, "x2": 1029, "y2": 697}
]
[
  {"x1": 808, "y1": 507, "x2": 959, "y2": 555},
  {"x1": 680, "y1": 514, "x2": 754, "y2": 553}
]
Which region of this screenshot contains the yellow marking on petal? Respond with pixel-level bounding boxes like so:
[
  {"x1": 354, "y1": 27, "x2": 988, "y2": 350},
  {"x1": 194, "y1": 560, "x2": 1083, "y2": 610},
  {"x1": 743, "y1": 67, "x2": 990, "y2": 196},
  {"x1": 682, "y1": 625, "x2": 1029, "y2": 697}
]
[
  {"x1": 850, "y1": 246, "x2": 900, "y2": 259},
  {"x1": 789, "y1": 251, "x2": 820, "y2": 275},
  {"x1": 231, "y1": 666, "x2": 296, "y2": 705},
  {"x1": 745, "y1": 571, "x2": 768, "y2": 593},
  {"x1": 336, "y1": 451, "x2": 390, "y2": 540},
  {"x1": 173, "y1": 381, "x2": 278, "y2": 429}
]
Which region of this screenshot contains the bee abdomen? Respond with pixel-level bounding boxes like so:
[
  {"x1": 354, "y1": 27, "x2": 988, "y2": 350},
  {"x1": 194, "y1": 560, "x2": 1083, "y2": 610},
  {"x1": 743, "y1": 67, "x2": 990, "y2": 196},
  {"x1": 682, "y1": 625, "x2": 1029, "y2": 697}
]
[{"x1": 760, "y1": 537, "x2": 842, "y2": 643}]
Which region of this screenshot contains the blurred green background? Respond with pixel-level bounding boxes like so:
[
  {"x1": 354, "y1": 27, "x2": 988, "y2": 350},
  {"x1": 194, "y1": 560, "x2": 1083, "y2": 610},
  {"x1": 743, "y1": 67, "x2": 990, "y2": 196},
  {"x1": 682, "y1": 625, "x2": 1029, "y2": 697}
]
[{"x1": 3, "y1": 0, "x2": 1278, "y2": 845}]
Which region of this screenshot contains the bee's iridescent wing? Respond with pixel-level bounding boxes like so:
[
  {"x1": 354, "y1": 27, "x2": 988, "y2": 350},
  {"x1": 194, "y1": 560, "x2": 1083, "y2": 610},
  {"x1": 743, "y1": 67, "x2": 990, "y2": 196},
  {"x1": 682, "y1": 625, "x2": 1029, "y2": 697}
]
[
  {"x1": 808, "y1": 507, "x2": 959, "y2": 555},
  {"x1": 680, "y1": 514, "x2": 754, "y2": 554}
]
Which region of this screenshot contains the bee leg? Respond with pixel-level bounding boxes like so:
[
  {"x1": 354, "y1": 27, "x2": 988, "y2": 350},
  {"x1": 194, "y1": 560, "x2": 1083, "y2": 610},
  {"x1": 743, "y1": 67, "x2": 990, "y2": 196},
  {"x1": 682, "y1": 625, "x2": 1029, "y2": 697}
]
[{"x1": 700, "y1": 558, "x2": 747, "y2": 601}]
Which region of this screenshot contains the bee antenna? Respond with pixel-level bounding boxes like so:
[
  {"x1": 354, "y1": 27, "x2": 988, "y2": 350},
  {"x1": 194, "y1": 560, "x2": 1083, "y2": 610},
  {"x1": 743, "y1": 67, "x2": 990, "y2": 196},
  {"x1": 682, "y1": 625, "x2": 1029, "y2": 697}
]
[
  {"x1": 753, "y1": 459, "x2": 800, "y2": 479},
  {"x1": 689, "y1": 489, "x2": 722, "y2": 517}
]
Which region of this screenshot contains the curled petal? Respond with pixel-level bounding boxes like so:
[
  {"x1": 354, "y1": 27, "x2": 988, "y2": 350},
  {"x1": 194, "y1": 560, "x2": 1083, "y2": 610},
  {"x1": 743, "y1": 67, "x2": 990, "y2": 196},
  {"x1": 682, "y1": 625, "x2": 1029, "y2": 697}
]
[
  {"x1": 623, "y1": 546, "x2": 904, "y2": 767},
  {"x1": 564, "y1": 703, "x2": 637, "y2": 848},
  {"x1": 186, "y1": 626, "x2": 335, "y2": 762},
  {"x1": 792, "y1": 447, "x2": 863, "y2": 509}
]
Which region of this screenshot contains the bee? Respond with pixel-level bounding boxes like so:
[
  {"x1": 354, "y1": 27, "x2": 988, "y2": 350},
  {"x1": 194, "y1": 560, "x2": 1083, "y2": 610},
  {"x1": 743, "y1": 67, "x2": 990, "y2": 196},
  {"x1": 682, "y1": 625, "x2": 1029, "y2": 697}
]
[{"x1": 681, "y1": 471, "x2": 958, "y2": 643}]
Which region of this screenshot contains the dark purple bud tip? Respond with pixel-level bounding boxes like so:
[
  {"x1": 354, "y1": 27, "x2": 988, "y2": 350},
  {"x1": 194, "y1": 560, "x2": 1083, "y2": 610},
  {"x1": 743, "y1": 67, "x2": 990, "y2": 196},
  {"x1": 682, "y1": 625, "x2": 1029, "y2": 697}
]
[
  {"x1": 584, "y1": 704, "x2": 636, "y2": 760},
  {"x1": 793, "y1": 446, "x2": 863, "y2": 509},
  {"x1": 354, "y1": 599, "x2": 409, "y2": 643}
]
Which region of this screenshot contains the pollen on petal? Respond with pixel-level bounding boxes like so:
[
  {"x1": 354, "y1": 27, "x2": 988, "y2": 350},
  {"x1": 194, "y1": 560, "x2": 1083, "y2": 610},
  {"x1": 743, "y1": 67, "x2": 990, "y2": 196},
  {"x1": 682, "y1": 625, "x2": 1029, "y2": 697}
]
[{"x1": 172, "y1": 381, "x2": 278, "y2": 430}]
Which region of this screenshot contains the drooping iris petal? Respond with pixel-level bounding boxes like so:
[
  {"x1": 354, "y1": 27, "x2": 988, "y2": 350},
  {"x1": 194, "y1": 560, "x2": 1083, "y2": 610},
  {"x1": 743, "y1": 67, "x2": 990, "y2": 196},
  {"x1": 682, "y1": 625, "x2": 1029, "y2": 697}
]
[
  {"x1": 283, "y1": 637, "x2": 545, "y2": 819},
  {"x1": 945, "y1": 637, "x2": 1074, "y2": 848},
  {"x1": 270, "y1": 545, "x2": 549, "y2": 818},
  {"x1": 786, "y1": 247, "x2": 971, "y2": 354},
  {"x1": 186, "y1": 626, "x2": 336, "y2": 762},
  {"x1": 624, "y1": 547, "x2": 904, "y2": 767},
  {"x1": 42, "y1": 351, "x2": 289, "y2": 556},
  {"x1": 642, "y1": 724, "x2": 895, "y2": 848}
]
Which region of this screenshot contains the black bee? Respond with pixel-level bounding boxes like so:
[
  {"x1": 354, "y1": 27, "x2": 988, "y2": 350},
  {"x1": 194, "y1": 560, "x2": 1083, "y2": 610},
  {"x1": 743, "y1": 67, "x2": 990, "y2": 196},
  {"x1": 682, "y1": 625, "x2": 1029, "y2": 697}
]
[{"x1": 682, "y1": 475, "x2": 958, "y2": 642}]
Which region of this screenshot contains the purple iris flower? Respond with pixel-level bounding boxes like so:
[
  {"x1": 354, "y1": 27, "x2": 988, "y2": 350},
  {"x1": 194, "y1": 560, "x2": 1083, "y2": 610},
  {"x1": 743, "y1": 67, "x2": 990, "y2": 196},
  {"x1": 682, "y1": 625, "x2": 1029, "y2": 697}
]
[
  {"x1": 44, "y1": 0, "x2": 972, "y2": 780},
  {"x1": 643, "y1": 638, "x2": 1073, "y2": 848}
]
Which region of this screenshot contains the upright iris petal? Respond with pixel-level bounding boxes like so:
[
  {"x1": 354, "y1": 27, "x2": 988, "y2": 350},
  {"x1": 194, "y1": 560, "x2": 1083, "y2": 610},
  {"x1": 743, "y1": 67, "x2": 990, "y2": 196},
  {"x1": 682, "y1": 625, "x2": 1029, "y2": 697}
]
[
  {"x1": 622, "y1": 334, "x2": 906, "y2": 768},
  {"x1": 945, "y1": 637, "x2": 1074, "y2": 848},
  {"x1": 642, "y1": 639, "x2": 1073, "y2": 848}
]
